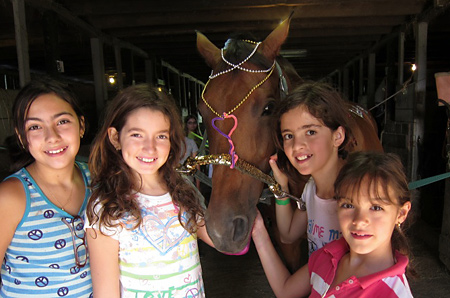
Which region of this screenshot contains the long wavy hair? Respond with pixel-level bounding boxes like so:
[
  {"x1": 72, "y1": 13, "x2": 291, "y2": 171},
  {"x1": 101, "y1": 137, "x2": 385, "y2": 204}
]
[
  {"x1": 10, "y1": 77, "x2": 85, "y2": 172},
  {"x1": 272, "y1": 81, "x2": 353, "y2": 184},
  {"x1": 87, "y1": 84, "x2": 204, "y2": 234},
  {"x1": 334, "y1": 151, "x2": 417, "y2": 278}
]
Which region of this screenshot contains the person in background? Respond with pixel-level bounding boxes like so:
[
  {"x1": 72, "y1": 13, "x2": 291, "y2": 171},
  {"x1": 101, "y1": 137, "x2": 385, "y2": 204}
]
[
  {"x1": 253, "y1": 151, "x2": 414, "y2": 297},
  {"x1": 0, "y1": 78, "x2": 92, "y2": 297},
  {"x1": 86, "y1": 84, "x2": 213, "y2": 297},
  {"x1": 184, "y1": 114, "x2": 202, "y2": 148}
]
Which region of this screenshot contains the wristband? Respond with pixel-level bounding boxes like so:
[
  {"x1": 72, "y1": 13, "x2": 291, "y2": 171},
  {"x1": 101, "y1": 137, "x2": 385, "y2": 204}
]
[{"x1": 275, "y1": 198, "x2": 290, "y2": 205}]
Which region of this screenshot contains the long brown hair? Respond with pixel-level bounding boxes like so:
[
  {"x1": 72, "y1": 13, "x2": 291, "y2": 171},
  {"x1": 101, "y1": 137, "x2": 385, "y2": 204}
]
[
  {"x1": 334, "y1": 151, "x2": 417, "y2": 278},
  {"x1": 87, "y1": 84, "x2": 204, "y2": 234}
]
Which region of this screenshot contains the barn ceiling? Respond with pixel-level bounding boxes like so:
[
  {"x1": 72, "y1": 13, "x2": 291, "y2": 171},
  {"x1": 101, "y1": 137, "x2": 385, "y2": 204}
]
[{"x1": 1, "y1": 0, "x2": 450, "y2": 85}]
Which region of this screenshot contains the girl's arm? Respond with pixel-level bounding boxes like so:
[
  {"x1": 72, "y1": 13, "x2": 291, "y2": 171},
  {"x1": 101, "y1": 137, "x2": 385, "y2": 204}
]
[
  {"x1": 0, "y1": 179, "x2": 26, "y2": 262},
  {"x1": 86, "y1": 228, "x2": 121, "y2": 298},
  {"x1": 252, "y1": 212, "x2": 311, "y2": 298},
  {"x1": 269, "y1": 157, "x2": 308, "y2": 243},
  {"x1": 196, "y1": 222, "x2": 215, "y2": 248}
]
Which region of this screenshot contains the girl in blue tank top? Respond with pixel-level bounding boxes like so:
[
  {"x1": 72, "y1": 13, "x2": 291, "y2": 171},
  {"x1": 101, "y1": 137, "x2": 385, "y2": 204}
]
[{"x1": 0, "y1": 78, "x2": 93, "y2": 298}]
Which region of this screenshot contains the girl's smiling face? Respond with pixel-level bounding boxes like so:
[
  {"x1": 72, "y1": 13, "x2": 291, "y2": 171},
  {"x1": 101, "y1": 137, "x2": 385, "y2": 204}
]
[
  {"x1": 108, "y1": 107, "x2": 171, "y2": 182},
  {"x1": 24, "y1": 93, "x2": 84, "y2": 170},
  {"x1": 280, "y1": 105, "x2": 345, "y2": 177},
  {"x1": 337, "y1": 176, "x2": 411, "y2": 258}
]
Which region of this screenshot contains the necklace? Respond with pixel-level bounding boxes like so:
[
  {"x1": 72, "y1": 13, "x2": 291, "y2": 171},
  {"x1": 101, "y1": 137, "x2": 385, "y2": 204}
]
[{"x1": 32, "y1": 164, "x2": 75, "y2": 211}]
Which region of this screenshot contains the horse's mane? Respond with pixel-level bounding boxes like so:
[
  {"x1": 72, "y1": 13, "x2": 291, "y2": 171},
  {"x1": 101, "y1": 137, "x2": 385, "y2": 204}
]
[{"x1": 275, "y1": 55, "x2": 304, "y2": 88}]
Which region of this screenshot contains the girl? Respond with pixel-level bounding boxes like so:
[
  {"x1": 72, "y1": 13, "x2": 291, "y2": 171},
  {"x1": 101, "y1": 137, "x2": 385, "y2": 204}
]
[
  {"x1": 0, "y1": 78, "x2": 92, "y2": 297},
  {"x1": 86, "y1": 84, "x2": 213, "y2": 297},
  {"x1": 270, "y1": 82, "x2": 352, "y2": 255},
  {"x1": 253, "y1": 151, "x2": 414, "y2": 297},
  {"x1": 184, "y1": 114, "x2": 202, "y2": 148}
]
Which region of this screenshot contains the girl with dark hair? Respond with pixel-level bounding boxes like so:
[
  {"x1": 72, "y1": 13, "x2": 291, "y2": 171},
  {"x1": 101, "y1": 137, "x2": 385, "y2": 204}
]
[
  {"x1": 270, "y1": 82, "x2": 352, "y2": 255},
  {"x1": 85, "y1": 84, "x2": 213, "y2": 297},
  {"x1": 0, "y1": 78, "x2": 92, "y2": 297},
  {"x1": 184, "y1": 114, "x2": 202, "y2": 148},
  {"x1": 253, "y1": 151, "x2": 414, "y2": 297}
]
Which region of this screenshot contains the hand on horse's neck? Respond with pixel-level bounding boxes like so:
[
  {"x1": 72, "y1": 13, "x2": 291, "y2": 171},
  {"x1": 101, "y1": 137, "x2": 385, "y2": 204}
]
[{"x1": 313, "y1": 158, "x2": 345, "y2": 200}]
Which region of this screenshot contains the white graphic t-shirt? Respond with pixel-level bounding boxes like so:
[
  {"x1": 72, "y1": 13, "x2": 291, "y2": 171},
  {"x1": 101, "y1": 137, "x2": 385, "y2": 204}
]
[
  {"x1": 88, "y1": 192, "x2": 204, "y2": 298},
  {"x1": 302, "y1": 178, "x2": 342, "y2": 255}
]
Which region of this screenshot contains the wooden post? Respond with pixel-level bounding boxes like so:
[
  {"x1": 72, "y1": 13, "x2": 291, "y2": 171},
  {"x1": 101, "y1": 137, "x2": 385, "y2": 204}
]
[
  {"x1": 368, "y1": 53, "x2": 376, "y2": 109},
  {"x1": 90, "y1": 38, "x2": 107, "y2": 118},
  {"x1": 145, "y1": 59, "x2": 154, "y2": 85},
  {"x1": 398, "y1": 32, "x2": 405, "y2": 85},
  {"x1": 359, "y1": 58, "x2": 364, "y2": 100},
  {"x1": 412, "y1": 22, "x2": 427, "y2": 182},
  {"x1": 114, "y1": 40, "x2": 124, "y2": 90},
  {"x1": 343, "y1": 67, "x2": 349, "y2": 100},
  {"x1": 12, "y1": 0, "x2": 30, "y2": 87},
  {"x1": 42, "y1": 11, "x2": 61, "y2": 76}
]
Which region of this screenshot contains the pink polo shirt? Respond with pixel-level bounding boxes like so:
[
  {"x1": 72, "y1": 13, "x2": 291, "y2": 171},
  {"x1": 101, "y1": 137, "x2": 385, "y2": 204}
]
[{"x1": 308, "y1": 238, "x2": 414, "y2": 298}]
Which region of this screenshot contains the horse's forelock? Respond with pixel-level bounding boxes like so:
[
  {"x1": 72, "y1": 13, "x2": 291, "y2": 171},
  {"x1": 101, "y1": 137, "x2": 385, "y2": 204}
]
[{"x1": 217, "y1": 38, "x2": 273, "y2": 74}]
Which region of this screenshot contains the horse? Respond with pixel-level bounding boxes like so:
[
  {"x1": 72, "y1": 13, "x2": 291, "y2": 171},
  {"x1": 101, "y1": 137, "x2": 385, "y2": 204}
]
[{"x1": 195, "y1": 16, "x2": 383, "y2": 263}]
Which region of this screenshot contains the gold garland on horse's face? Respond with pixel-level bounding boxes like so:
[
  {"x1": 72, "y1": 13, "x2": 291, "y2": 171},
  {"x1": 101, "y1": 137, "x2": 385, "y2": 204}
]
[
  {"x1": 180, "y1": 39, "x2": 306, "y2": 210},
  {"x1": 177, "y1": 155, "x2": 306, "y2": 210},
  {"x1": 201, "y1": 40, "x2": 276, "y2": 118}
]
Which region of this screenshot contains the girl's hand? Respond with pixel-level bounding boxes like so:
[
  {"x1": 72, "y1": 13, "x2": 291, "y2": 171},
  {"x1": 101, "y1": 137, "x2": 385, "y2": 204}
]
[
  {"x1": 269, "y1": 154, "x2": 289, "y2": 191},
  {"x1": 252, "y1": 211, "x2": 270, "y2": 245}
]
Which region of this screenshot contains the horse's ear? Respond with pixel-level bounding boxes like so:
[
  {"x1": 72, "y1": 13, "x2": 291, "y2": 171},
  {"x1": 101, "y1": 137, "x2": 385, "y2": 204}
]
[
  {"x1": 260, "y1": 14, "x2": 292, "y2": 60},
  {"x1": 197, "y1": 31, "x2": 221, "y2": 68}
]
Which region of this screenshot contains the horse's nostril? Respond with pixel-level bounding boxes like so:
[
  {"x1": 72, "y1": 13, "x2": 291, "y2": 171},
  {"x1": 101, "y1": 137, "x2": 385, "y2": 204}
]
[{"x1": 232, "y1": 216, "x2": 248, "y2": 243}]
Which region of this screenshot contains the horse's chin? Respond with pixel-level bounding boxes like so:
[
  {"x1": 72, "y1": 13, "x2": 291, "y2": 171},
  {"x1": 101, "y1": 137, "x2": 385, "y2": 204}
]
[{"x1": 221, "y1": 237, "x2": 251, "y2": 256}]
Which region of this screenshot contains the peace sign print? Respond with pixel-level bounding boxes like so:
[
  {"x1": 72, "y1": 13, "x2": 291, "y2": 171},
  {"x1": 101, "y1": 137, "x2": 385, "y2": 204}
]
[
  {"x1": 44, "y1": 210, "x2": 55, "y2": 218},
  {"x1": 57, "y1": 286, "x2": 69, "y2": 297},
  {"x1": 16, "y1": 255, "x2": 29, "y2": 262},
  {"x1": 49, "y1": 263, "x2": 60, "y2": 269},
  {"x1": 70, "y1": 266, "x2": 80, "y2": 274},
  {"x1": 54, "y1": 239, "x2": 66, "y2": 249},
  {"x1": 80, "y1": 271, "x2": 88, "y2": 278},
  {"x1": 35, "y1": 276, "x2": 49, "y2": 287},
  {"x1": 14, "y1": 279, "x2": 21, "y2": 285},
  {"x1": 75, "y1": 222, "x2": 84, "y2": 231},
  {"x1": 185, "y1": 288, "x2": 200, "y2": 298},
  {"x1": 28, "y1": 229, "x2": 43, "y2": 240}
]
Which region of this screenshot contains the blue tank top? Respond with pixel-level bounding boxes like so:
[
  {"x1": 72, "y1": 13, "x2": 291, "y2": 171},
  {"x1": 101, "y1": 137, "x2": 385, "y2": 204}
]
[{"x1": 1, "y1": 162, "x2": 93, "y2": 298}]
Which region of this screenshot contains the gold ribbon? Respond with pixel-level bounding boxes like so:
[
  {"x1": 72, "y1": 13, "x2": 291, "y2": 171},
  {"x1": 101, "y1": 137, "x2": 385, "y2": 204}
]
[{"x1": 176, "y1": 154, "x2": 306, "y2": 210}]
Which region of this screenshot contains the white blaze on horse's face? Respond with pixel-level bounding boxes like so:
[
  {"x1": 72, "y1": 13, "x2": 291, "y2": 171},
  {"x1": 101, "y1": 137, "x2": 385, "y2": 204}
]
[{"x1": 196, "y1": 17, "x2": 292, "y2": 253}]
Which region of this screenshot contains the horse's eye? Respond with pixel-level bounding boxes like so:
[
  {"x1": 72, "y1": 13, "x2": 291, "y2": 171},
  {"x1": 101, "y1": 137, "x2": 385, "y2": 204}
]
[{"x1": 262, "y1": 102, "x2": 274, "y2": 116}]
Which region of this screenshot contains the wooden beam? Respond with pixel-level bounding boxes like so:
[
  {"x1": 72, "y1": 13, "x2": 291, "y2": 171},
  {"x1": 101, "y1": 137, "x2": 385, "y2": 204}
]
[
  {"x1": 69, "y1": 0, "x2": 423, "y2": 16},
  {"x1": 98, "y1": 16, "x2": 404, "y2": 38},
  {"x1": 24, "y1": 0, "x2": 148, "y2": 58},
  {"x1": 86, "y1": 2, "x2": 424, "y2": 29},
  {"x1": 12, "y1": 0, "x2": 31, "y2": 86}
]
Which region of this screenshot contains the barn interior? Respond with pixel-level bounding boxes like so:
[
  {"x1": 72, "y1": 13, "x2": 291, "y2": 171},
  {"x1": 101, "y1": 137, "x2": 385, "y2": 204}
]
[{"x1": 1, "y1": 0, "x2": 450, "y2": 296}]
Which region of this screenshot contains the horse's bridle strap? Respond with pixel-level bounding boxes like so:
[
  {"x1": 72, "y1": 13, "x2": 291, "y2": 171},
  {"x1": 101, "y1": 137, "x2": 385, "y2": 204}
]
[{"x1": 176, "y1": 154, "x2": 306, "y2": 210}]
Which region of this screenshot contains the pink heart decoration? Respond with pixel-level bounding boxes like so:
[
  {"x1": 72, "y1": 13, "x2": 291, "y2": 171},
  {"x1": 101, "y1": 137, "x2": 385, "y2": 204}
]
[{"x1": 211, "y1": 113, "x2": 239, "y2": 168}]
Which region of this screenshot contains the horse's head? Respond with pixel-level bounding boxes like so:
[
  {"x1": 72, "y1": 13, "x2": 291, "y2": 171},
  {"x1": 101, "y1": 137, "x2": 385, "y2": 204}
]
[{"x1": 196, "y1": 17, "x2": 296, "y2": 253}]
